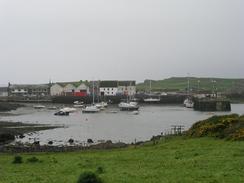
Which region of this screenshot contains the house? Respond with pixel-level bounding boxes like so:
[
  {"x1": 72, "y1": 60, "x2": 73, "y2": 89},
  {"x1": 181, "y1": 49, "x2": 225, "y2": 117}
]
[
  {"x1": 0, "y1": 87, "x2": 8, "y2": 97},
  {"x1": 89, "y1": 81, "x2": 100, "y2": 97},
  {"x1": 117, "y1": 81, "x2": 136, "y2": 96},
  {"x1": 8, "y1": 84, "x2": 50, "y2": 97},
  {"x1": 75, "y1": 83, "x2": 90, "y2": 97},
  {"x1": 50, "y1": 81, "x2": 89, "y2": 96},
  {"x1": 99, "y1": 81, "x2": 118, "y2": 96}
]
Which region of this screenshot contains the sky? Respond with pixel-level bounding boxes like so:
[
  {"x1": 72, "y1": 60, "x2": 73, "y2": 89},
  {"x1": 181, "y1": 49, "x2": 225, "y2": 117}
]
[{"x1": 0, "y1": 0, "x2": 243, "y2": 85}]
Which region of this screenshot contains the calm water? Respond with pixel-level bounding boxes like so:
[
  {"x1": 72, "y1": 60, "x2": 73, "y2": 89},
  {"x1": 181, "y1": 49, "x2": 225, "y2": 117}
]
[{"x1": 0, "y1": 104, "x2": 243, "y2": 145}]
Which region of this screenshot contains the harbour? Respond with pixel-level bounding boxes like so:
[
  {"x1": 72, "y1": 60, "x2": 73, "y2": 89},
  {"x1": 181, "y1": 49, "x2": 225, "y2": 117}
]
[{"x1": 1, "y1": 103, "x2": 243, "y2": 146}]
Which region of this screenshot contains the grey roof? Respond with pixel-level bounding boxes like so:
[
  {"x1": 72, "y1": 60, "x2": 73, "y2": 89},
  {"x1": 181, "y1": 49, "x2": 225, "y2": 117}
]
[
  {"x1": 100, "y1": 81, "x2": 118, "y2": 87},
  {"x1": 118, "y1": 81, "x2": 136, "y2": 86},
  {"x1": 9, "y1": 84, "x2": 50, "y2": 89}
]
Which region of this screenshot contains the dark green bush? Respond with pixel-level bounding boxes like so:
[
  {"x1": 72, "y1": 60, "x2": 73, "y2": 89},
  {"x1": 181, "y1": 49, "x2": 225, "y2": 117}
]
[
  {"x1": 27, "y1": 157, "x2": 40, "y2": 163},
  {"x1": 77, "y1": 171, "x2": 102, "y2": 183},
  {"x1": 96, "y1": 166, "x2": 104, "y2": 174},
  {"x1": 13, "y1": 156, "x2": 23, "y2": 164}
]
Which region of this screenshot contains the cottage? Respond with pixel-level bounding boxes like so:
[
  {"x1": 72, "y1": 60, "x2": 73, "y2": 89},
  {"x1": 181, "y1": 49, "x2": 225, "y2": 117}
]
[
  {"x1": 99, "y1": 81, "x2": 118, "y2": 96},
  {"x1": 8, "y1": 84, "x2": 50, "y2": 97},
  {"x1": 50, "y1": 81, "x2": 89, "y2": 96},
  {"x1": 118, "y1": 81, "x2": 136, "y2": 96}
]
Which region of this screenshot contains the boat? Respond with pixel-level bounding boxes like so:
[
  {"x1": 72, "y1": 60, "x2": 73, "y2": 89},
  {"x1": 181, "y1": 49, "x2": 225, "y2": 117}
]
[
  {"x1": 60, "y1": 107, "x2": 77, "y2": 113},
  {"x1": 183, "y1": 76, "x2": 194, "y2": 108},
  {"x1": 143, "y1": 80, "x2": 160, "y2": 103},
  {"x1": 54, "y1": 111, "x2": 69, "y2": 116},
  {"x1": 95, "y1": 101, "x2": 108, "y2": 108},
  {"x1": 82, "y1": 81, "x2": 100, "y2": 113},
  {"x1": 132, "y1": 110, "x2": 139, "y2": 115},
  {"x1": 73, "y1": 101, "x2": 84, "y2": 108},
  {"x1": 73, "y1": 104, "x2": 84, "y2": 108},
  {"x1": 118, "y1": 101, "x2": 139, "y2": 111},
  {"x1": 33, "y1": 105, "x2": 45, "y2": 109},
  {"x1": 47, "y1": 106, "x2": 58, "y2": 110},
  {"x1": 143, "y1": 98, "x2": 160, "y2": 102},
  {"x1": 183, "y1": 98, "x2": 194, "y2": 108},
  {"x1": 82, "y1": 105, "x2": 100, "y2": 113}
]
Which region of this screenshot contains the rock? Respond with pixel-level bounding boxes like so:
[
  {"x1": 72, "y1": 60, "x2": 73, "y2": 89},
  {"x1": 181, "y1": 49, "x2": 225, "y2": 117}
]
[
  {"x1": 68, "y1": 138, "x2": 74, "y2": 144},
  {"x1": 33, "y1": 141, "x2": 40, "y2": 146},
  {"x1": 19, "y1": 134, "x2": 25, "y2": 139},
  {"x1": 0, "y1": 133, "x2": 15, "y2": 144},
  {"x1": 87, "y1": 139, "x2": 94, "y2": 143}
]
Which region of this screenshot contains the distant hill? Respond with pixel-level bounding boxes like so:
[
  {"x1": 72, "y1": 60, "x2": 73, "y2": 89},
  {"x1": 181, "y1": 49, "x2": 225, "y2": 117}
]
[{"x1": 137, "y1": 77, "x2": 244, "y2": 92}]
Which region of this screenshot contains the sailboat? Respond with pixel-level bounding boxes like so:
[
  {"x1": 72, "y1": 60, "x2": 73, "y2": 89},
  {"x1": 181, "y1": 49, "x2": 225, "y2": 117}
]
[
  {"x1": 143, "y1": 80, "x2": 160, "y2": 103},
  {"x1": 118, "y1": 82, "x2": 139, "y2": 111},
  {"x1": 183, "y1": 76, "x2": 194, "y2": 108},
  {"x1": 82, "y1": 81, "x2": 100, "y2": 113}
]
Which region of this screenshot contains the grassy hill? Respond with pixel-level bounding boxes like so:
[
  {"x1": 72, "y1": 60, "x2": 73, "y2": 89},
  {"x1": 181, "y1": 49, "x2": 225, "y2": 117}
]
[
  {"x1": 1, "y1": 114, "x2": 244, "y2": 183},
  {"x1": 137, "y1": 77, "x2": 244, "y2": 92},
  {"x1": 0, "y1": 137, "x2": 244, "y2": 183}
]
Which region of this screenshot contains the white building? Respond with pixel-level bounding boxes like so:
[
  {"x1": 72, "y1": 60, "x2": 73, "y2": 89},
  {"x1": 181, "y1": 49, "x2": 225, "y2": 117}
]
[
  {"x1": 50, "y1": 81, "x2": 89, "y2": 96},
  {"x1": 50, "y1": 83, "x2": 64, "y2": 96},
  {"x1": 99, "y1": 81, "x2": 118, "y2": 96},
  {"x1": 117, "y1": 81, "x2": 136, "y2": 96}
]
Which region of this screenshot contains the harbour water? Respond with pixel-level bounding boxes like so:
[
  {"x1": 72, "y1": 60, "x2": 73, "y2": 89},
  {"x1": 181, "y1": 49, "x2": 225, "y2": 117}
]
[{"x1": 0, "y1": 104, "x2": 243, "y2": 145}]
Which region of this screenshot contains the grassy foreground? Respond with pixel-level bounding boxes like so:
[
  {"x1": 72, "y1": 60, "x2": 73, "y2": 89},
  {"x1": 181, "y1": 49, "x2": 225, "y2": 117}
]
[{"x1": 0, "y1": 137, "x2": 244, "y2": 183}]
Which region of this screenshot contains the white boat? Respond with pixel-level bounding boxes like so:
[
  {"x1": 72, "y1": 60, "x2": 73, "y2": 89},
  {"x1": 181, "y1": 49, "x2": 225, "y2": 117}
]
[
  {"x1": 132, "y1": 110, "x2": 139, "y2": 115},
  {"x1": 33, "y1": 105, "x2": 45, "y2": 109},
  {"x1": 118, "y1": 101, "x2": 139, "y2": 111},
  {"x1": 82, "y1": 105, "x2": 100, "y2": 113},
  {"x1": 143, "y1": 80, "x2": 160, "y2": 103},
  {"x1": 82, "y1": 80, "x2": 100, "y2": 113},
  {"x1": 143, "y1": 98, "x2": 160, "y2": 102},
  {"x1": 95, "y1": 102, "x2": 108, "y2": 108},
  {"x1": 73, "y1": 104, "x2": 84, "y2": 108},
  {"x1": 60, "y1": 107, "x2": 77, "y2": 113},
  {"x1": 183, "y1": 76, "x2": 194, "y2": 108},
  {"x1": 74, "y1": 101, "x2": 83, "y2": 105},
  {"x1": 47, "y1": 106, "x2": 58, "y2": 110},
  {"x1": 184, "y1": 98, "x2": 194, "y2": 108}
]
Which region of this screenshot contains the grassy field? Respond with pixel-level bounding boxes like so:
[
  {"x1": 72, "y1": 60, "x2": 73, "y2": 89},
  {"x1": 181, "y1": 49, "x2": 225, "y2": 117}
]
[
  {"x1": 0, "y1": 137, "x2": 244, "y2": 183},
  {"x1": 137, "y1": 77, "x2": 244, "y2": 92}
]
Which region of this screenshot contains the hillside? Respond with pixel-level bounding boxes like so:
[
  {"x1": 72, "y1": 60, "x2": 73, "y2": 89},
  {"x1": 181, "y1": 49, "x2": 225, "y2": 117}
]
[
  {"x1": 1, "y1": 115, "x2": 244, "y2": 183},
  {"x1": 137, "y1": 77, "x2": 244, "y2": 92}
]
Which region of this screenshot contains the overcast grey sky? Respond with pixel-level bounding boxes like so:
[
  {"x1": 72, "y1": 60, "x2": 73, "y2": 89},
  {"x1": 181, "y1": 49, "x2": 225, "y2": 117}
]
[{"x1": 0, "y1": 0, "x2": 243, "y2": 84}]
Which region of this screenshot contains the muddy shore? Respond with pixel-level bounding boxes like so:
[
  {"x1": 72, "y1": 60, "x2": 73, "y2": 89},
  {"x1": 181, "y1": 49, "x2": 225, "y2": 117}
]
[{"x1": 0, "y1": 121, "x2": 62, "y2": 145}]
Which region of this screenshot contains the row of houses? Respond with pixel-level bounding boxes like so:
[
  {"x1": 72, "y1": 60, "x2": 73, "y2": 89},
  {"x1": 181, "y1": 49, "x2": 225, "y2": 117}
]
[{"x1": 1, "y1": 80, "x2": 136, "y2": 97}]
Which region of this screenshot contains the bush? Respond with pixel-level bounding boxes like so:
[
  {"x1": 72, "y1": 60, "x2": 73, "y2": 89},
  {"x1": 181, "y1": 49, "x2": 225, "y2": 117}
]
[
  {"x1": 96, "y1": 166, "x2": 104, "y2": 174},
  {"x1": 77, "y1": 171, "x2": 103, "y2": 183},
  {"x1": 13, "y1": 156, "x2": 23, "y2": 164},
  {"x1": 27, "y1": 157, "x2": 40, "y2": 163}
]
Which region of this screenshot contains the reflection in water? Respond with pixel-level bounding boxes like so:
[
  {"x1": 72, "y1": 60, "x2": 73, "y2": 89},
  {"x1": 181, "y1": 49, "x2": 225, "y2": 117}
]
[{"x1": 1, "y1": 104, "x2": 243, "y2": 145}]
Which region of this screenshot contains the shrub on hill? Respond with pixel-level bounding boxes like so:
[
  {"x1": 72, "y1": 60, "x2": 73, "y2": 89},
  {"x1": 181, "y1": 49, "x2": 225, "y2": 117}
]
[
  {"x1": 187, "y1": 114, "x2": 244, "y2": 140},
  {"x1": 77, "y1": 171, "x2": 103, "y2": 183}
]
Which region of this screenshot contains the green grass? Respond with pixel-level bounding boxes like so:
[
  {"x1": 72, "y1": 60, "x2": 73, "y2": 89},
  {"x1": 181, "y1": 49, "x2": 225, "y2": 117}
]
[
  {"x1": 137, "y1": 77, "x2": 244, "y2": 92},
  {"x1": 0, "y1": 137, "x2": 244, "y2": 183}
]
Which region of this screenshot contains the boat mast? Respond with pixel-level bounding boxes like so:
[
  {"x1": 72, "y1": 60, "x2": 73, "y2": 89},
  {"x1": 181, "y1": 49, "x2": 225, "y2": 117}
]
[{"x1": 92, "y1": 80, "x2": 95, "y2": 105}]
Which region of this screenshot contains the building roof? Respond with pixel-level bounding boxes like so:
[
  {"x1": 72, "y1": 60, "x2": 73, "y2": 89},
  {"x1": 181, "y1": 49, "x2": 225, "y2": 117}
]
[
  {"x1": 9, "y1": 84, "x2": 50, "y2": 89},
  {"x1": 118, "y1": 81, "x2": 136, "y2": 86},
  {"x1": 100, "y1": 81, "x2": 118, "y2": 88},
  {"x1": 54, "y1": 81, "x2": 83, "y2": 88}
]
